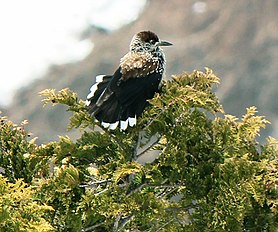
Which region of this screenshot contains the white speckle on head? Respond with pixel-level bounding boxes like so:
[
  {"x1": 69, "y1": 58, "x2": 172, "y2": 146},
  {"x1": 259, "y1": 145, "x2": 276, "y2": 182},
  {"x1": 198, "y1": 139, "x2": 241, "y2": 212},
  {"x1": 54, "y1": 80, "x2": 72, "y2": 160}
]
[
  {"x1": 120, "y1": 119, "x2": 128, "y2": 131},
  {"x1": 128, "y1": 116, "x2": 136, "y2": 127}
]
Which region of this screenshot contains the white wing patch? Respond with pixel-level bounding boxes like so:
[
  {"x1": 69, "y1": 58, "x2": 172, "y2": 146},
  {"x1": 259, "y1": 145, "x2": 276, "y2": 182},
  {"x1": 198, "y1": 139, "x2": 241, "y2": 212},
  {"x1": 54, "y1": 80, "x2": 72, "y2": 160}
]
[
  {"x1": 86, "y1": 75, "x2": 106, "y2": 105},
  {"x1": 96, "y1": 75, "x2": 105, "y2": 83}
]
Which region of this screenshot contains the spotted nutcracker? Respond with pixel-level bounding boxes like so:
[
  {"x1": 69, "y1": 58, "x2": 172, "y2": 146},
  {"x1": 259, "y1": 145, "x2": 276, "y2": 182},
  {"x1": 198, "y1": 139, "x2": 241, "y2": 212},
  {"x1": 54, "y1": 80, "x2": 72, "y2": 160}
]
[{"x1": 86, "y1": 31, "x2": 172, "y2": 130}]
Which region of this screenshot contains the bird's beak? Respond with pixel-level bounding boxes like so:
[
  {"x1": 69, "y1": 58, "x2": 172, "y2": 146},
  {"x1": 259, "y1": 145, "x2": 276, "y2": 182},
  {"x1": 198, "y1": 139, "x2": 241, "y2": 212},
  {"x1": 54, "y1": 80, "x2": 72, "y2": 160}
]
[{"x1": 156, "y1": 40, "x2": 173, "y2": 47}]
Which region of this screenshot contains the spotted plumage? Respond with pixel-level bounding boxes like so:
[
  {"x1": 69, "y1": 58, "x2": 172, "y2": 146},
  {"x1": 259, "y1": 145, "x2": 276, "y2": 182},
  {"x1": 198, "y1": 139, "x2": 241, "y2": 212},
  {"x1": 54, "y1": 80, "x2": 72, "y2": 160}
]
[
  {"x1": 120, "y1": 52, "x2": 161, "y2": 80},
  {"x1": 86, "y1": 31, "x2": 172, "y2": 130}
]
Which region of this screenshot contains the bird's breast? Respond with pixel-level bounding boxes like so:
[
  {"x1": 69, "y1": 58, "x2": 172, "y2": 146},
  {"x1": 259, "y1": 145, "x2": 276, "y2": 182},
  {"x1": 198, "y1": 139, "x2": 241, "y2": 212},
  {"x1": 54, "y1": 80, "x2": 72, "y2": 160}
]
[{"x1": 119, "y1": 51, "x2": 165, "y2": 80}]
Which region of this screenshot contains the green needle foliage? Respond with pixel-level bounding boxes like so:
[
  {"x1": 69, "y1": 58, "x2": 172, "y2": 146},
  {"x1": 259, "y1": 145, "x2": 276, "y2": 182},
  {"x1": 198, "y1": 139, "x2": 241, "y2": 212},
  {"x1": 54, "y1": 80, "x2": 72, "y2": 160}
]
[
  {"x1": 0, "y1": 69, "x2": 277, "y2": 231},
  {"x1": 0, "y1": 176, "x2": 54, "y2": 231}
]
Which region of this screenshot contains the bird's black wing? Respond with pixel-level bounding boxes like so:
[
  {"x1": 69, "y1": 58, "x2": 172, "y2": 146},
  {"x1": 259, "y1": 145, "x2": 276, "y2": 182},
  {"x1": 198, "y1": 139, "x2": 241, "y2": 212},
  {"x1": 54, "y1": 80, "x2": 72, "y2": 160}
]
[{"x1": 86, "y1": 52, "x2": 163, "y2": 130}]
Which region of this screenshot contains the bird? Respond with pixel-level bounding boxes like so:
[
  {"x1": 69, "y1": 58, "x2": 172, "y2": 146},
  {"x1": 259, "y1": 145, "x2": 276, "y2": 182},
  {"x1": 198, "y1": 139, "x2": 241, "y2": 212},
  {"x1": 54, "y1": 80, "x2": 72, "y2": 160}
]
[{"x1": 86, "y1": 31, "x2": 172, "y2": 130}]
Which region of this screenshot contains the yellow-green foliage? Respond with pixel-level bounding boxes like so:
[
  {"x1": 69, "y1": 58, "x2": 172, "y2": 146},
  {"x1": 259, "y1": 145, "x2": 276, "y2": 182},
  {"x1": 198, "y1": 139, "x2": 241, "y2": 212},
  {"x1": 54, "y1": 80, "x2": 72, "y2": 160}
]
[
  {"x1": 0, "y1": 69, "x2": 277, "y2": 231},
  {"x1": 0, "y1": 175, "x2": 53, "y2": 231}
]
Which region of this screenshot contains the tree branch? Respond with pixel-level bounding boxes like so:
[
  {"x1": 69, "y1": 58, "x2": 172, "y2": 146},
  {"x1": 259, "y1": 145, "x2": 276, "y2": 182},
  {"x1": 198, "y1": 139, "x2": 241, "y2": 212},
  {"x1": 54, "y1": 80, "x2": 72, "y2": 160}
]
[
  {"x1": 135, "y1": 134, "x2": 160, "y2": 159},
  {"x1": 79, "y1": 179, "x2": 111, "y2": 188},
  {"x1": 165, "y1": 204, "x2": 199, "y2": 212},
  {"x1": 113, "y1": 213, "x2": 122, "y2": 231},
  {"x1": 156, "y1": 218, "x2": 175, "y2": 231},
  {"x1": 82, "y1": 221, "x2": 105, "y2": 232},
  {"x1": 117, "y1": 215, "x2": 135, "y2": 231},
  {"x1": 126, "y1": 183, "x2": 147, "y2": 197},
  {"x1": 132, "y1": 130, "x2": 144, "y2": 160},
  {"x1": 94, "y1": 188, "x2": 109, "y2": 196}
]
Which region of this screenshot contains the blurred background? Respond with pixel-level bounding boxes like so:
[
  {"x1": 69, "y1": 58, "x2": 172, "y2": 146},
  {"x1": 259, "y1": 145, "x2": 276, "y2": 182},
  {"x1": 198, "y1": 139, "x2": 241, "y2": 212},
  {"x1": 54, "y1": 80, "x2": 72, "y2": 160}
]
[{"x1": 1, "y1": 0, "x2": 278, "y2": 143}]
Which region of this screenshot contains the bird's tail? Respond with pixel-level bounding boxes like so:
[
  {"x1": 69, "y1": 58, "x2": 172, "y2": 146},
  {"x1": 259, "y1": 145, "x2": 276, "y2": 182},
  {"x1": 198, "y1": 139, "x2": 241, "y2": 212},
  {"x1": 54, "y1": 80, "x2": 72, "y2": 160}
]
[
  {"x1": 87, "y1": 74, "x2": 146, "y2": 130},
  {"x1": 86, "y1": 75, "x2": 134, "y2": 130}
]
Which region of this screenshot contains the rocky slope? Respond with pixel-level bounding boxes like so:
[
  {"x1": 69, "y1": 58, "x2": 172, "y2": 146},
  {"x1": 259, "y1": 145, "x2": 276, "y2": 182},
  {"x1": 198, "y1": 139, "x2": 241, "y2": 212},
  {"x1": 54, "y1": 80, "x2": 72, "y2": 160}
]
[{"x1": 8, "y1": 0, "x2": 278, "y2": 142}]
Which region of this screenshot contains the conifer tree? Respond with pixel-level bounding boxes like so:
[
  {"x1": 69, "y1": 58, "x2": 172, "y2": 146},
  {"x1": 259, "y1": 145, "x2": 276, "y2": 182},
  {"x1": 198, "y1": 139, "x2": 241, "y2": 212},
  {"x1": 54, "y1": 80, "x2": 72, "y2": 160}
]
[{"x1": 0, "y1": 69, "x2": 277, "y2": 231}]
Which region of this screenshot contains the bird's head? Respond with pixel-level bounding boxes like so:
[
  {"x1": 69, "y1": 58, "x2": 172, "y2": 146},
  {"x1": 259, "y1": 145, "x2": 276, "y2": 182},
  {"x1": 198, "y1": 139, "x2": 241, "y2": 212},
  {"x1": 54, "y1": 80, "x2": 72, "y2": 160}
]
[{"x1": 129, "y1": 31, "x2": 172, "y2": 53}]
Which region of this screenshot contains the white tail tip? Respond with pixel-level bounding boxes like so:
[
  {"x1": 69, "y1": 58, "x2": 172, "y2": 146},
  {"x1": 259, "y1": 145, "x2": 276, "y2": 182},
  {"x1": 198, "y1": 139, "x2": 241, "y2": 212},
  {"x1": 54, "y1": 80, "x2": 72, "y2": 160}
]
[
  {"x1": 128, "y1": 116, "x2": 136, "y2": 127},
  {"x1": 120, "y1": 119, "x2": 128, "y2": 130},
  {"x1": 100, "y1": 116, "x2": 136, "y2": 130}
]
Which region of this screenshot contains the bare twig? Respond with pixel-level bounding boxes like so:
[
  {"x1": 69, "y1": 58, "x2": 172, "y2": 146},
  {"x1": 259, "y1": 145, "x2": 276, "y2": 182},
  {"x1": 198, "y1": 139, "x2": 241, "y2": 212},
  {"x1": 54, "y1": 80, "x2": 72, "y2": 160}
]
[
  {"x1": 156, "y1": 218, "x2": 175, "y2": 231},
  {"x1": 132, "y1": 130, "x2": 144, "y2": 160},
  {"x1": 94, "y1": 188, "x2": 109, "y2": 196},
  {"x1": 135, "y1": 135, "x2": 160, "y2": 159},
  {"x1": 165, "y1": 204, "x2": 199, "y2": 212},
  {"x1": 113, "y1": 213, "x2": 122, "y2": 231},
  {"x1": 118, "y1": 215, "x2": 135, "y2": 231},
  {"x1": 81, "y1": 221, "x2": 105, "y2": 232},
  {"x1": 79, "y1": 179, "x2": 111, "y2": 188},
  {"x1": 127, "y1": 183, "x2": 184, "y2": 198},
  {"x1": 158, "y1": 186, "x2": 179, "y2": 199},
  {"x1": 142, "y1": 109, "x2": 165, "y2": 130},
  {"x1": 126, "y1": 183, "x2": 147, "y2": 197}
]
